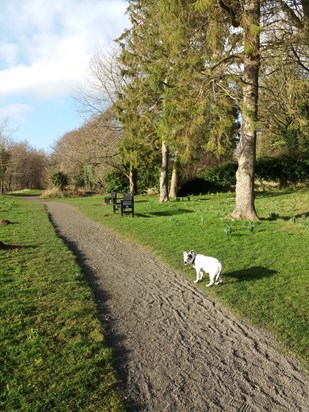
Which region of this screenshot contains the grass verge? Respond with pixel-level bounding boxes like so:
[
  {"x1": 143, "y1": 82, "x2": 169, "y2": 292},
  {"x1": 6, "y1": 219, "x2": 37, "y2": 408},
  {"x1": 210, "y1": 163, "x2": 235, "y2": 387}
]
[
  {"x1": 0, "y1": 195, "x2": 124, "y2": 411},
  {"x1": 60, "y1": 188, "x2": 309, "y2": 368}
]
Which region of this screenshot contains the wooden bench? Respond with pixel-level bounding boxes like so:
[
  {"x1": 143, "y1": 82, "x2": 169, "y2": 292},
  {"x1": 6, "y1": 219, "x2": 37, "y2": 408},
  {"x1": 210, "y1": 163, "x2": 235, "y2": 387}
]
[
  {"x1": 110, "y1": 192, "x2": 134, "y2": 217},
  {"x1": 110, "y1": 192, "x2": 122, "y2": 213},
  {"x1": 120, "y1": 193, "x2": 134, "y2": 217}
]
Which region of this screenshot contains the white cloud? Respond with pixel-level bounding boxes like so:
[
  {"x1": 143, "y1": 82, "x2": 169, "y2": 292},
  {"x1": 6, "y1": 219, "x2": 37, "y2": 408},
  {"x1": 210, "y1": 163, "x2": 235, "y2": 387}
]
[
  {"x1": 0, "y1": 36, "x2": 89, "y2": 98},
  {"x1": 0, "y1": 0, "x2": 129, "y2": 98},
  {"x1": 0, "y1": 43, "x2": 19, "y2": 67},
  {"x1": 0, "y1": 103, "x2": 32, "y2": 121}
]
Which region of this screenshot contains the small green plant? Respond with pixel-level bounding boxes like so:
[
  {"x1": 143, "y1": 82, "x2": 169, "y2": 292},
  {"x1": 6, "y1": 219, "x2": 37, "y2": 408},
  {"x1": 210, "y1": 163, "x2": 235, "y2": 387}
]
[
  {"x1": 224, "y1": 222, "x2": 233, "y2": 236},
  {"x1": 247, "y1": 221, "x2": 255, "y2": 232},
  {"x1": 0, "y1": 198, "x2": 15, "y2": 212},
  {"x1": 268, "y1": 211, "x2": 279, "y2": 221}
]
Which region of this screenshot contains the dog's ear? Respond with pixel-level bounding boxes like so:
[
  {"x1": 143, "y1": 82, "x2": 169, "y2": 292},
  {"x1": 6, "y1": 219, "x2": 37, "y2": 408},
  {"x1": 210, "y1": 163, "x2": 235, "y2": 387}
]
[
  {"x1": 190, "y1": 250, "x2": 194, "y2": 254},
  {"x1": 183, "y1": 251, "x2": 186, "y2": 256}
]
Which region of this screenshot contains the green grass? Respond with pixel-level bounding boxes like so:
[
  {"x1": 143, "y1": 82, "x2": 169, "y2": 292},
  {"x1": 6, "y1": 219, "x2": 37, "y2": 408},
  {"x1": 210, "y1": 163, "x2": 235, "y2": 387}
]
[
  {"x1": 60, "y1": 189, "x2": 309, "y2": 368},
  {"x1": 1, "y1": 189, "x2": 308, "y2": 412},
  {"x1": 0, "y1": 196, "x2": 124, "y2": 411}
]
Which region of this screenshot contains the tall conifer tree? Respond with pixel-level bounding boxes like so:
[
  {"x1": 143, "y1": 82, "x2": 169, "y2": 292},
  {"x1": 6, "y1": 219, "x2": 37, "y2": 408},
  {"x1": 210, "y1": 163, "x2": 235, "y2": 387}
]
[
  {"x1": 116, "y1": 0, "x2": 163, "y2": 194},
  {"x1": 194, "y1": 0, "x2": 308, "y2": 220},
  {"x1": 118, "y1": 0, "x2": 238, "y2": 200}
]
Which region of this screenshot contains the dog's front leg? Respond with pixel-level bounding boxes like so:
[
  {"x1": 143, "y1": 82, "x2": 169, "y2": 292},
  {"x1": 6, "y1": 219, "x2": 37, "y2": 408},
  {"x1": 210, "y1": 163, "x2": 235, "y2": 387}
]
[
  {"x1": 194, "y1": 269, "x2": 199, "y2": 283},
  {"x1": 194, "y1": 268, "x2": 203, "y2": 283}
]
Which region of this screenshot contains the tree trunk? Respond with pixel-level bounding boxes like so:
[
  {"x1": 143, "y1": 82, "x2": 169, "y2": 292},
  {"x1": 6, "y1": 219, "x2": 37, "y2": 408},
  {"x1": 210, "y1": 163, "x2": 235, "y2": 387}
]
[
  {"x1": 169, "y1": 153, "x2": 179, "y2": 198},
  {"x1": 231, "y1": 0, "x2": 260, "y2": 221},
  {"x1": 159, "y1": 141, "x2": 169, "y2": 203},
  {"x1": 129, "y1": 167, "x2": 137, "y2": 195}
]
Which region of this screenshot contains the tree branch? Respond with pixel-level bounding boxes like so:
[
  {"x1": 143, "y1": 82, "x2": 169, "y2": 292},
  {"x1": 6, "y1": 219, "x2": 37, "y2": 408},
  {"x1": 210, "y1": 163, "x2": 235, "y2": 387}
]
[
  {"x1": 219, "y1": 0, "x2": 240, "y2": 27},
  {"x1": 210, "y1": 53, "x2": 242, "y2": 71},
  {"x1": 301, "y1": 0, "x2": 309, "y2": 23},
  {"x1": 278, "y1": 0, "x2": 304, "y2": 29},
  {"x1": 290, "y1": 45, "x2": 309, "y2": 72}
]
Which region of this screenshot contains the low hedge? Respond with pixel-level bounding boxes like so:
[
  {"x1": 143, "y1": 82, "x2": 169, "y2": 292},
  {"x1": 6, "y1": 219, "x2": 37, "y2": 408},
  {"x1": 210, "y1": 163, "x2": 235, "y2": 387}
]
[
  {"x1": 255, "y1": 153, "x2": 309, "y2": 184},
  {"x1": 177, "y1": 178, "x2": 228, "y2": 196},
  {"x1": 200, "y1": 152, "x2": 309, "y2": 188},
  {"x1": 180, "y1": 152, "x2": 309, "y2": 195},
  {"x1": 201, "y1": 162, "x2": 237, "y2": 187}
]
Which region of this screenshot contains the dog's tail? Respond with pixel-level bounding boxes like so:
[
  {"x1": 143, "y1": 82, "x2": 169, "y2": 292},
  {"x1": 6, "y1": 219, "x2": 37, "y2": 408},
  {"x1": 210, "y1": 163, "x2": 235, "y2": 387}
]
[{"x1": 215, "y1": 262, "x2": 223, "y2": 284}]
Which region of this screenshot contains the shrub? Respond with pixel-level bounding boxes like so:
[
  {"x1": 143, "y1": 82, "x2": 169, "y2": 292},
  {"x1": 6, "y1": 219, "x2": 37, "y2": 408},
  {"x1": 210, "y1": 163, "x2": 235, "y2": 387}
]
[
  {"x1": 256, "y1": 152, "x2": 309, "y2": 185},
  {"x1": 200, "y1": 162, "x2": 237, "y2": 187},
  {"x1": 196, "y1": 151, "x2": 309, "y2": 190},
  {"x1": 137, "y1": 166, "x2": 160, "y2": 194},
  {"x1": 104, "y1": 170, "x2": 129, "y2": 193},
  {"x1": 178, "y1": 178, "x2": 226, "y2": 196},
  {"x1": 41, "y1": 188, "x2": 65, "y2": 198},
  {"x1": 50, "y1": 171, "x2": 69, "y2": 190},
  {"x1": 104, "y1": 166, "x2": 160, "y2": 195},
  {"x1": 72, "y1": 174, "x2": 86, "y2": 188}
]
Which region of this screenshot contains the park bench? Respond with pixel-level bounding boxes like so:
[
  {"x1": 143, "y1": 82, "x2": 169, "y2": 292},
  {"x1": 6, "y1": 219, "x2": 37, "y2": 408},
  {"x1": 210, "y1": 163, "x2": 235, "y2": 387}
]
[
  {"x1": 110, "y1": 191, "x2": 121, "y2": 213},
  {"x1": 120, "y1": 193, "x2": 134, "y2": 217},
  {"x1": 110, "y1": 192, "x2": 134, "y2": 217}
]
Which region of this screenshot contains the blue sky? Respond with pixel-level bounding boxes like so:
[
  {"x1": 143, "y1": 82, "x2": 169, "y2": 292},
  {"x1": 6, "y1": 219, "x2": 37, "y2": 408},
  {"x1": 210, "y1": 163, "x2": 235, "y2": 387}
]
[{"x1": 0, "y1": 0, "x2": 129, "y2": 153}]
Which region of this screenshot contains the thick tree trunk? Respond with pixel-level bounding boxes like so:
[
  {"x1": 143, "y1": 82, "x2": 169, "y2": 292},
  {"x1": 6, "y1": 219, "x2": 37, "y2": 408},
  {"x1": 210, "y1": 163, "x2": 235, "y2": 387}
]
[
  {"x1": 169, "y1": 153, "x2": 179, "y2": 198},
  {"x1": 129, "y1": 167, "x2": 137, "y2": 195},
  {"x1": 231, "y1": 0, "x2": 260, "y2": 221},
  {"x1": 159, "y1": 141, "x2": 169, "y2": 203}
]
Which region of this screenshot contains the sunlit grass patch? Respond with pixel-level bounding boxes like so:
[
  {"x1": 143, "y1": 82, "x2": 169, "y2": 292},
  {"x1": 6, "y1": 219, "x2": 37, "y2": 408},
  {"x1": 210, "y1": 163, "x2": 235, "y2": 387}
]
[{"x1": 0, "y1": 196, "x2": 124, "y2": 411}]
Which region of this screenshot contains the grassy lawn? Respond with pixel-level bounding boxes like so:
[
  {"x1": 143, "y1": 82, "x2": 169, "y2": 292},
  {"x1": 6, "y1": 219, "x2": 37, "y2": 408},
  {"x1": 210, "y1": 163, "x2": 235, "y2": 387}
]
[
  {"x1": 0, "y1": 195, "x2": 124, "y2": 411},
  {"x1": 60, "y1": 188, "x2": 309, "y2": 368},
  {"x1": 1, "y1": 188, "x2": 308, "y2": 411}
]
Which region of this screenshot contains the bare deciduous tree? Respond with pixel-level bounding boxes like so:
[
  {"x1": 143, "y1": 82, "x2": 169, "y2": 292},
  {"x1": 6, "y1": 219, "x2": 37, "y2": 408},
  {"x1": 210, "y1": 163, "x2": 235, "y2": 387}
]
[{"x1": 50, "y1": 107, "x2": 122, "y2": 191}]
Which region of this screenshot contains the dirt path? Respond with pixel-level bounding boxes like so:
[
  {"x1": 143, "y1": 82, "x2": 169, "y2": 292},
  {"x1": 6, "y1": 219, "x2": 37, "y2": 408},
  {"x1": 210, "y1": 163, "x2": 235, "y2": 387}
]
[{"x1": 38, "y1": 200, "x2": 308, "y2": 411}]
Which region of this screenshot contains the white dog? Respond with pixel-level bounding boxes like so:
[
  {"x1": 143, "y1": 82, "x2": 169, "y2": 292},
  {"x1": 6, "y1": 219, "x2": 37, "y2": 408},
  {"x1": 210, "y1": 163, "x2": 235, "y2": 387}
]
[{"x1": 183, "y1": 250, "x2": 222, "y2": 287}]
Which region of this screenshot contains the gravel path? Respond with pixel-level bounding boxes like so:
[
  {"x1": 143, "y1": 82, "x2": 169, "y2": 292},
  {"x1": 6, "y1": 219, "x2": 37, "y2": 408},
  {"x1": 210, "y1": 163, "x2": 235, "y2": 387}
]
[{"x1": 39, "y1": 200, "x2": 308, "y2": 411}]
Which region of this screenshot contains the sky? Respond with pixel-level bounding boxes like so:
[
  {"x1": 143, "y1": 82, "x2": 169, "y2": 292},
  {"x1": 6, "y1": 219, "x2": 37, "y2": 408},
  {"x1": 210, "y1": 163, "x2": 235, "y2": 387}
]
[{"x1": 0, "y1": 0, "x2": 130, "y2": 153}]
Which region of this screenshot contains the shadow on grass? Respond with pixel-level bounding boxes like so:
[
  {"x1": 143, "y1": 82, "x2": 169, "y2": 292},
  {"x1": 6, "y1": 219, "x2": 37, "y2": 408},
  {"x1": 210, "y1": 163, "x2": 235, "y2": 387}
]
[
  {"x1": 130, "y1": 208, "x2": 195, "y2": 218},
  {"x1": 255, "y1": 190, "x2": 296, "y2": 199},
  {"x1": 149, "y1": 208, "x2": 194, "y2": 217},
  {"x1": 280, "y1": 211, "x2": 309, "y2": 221},
  {"x1": 260, "y1": 211, "x2": 309, "y2": 222},
  {"x1": 226, "y1": 266, "x2": 278, "y2": 282},
  {"x1": 10, "y1": 192, "x2": 41, "y2": 197},
  {"x1": 0, "y1": 241, "x2": 36, "y2": 250},
  {"x1": 134, "y1": 213, "x2": 151, "y2": 218}
]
